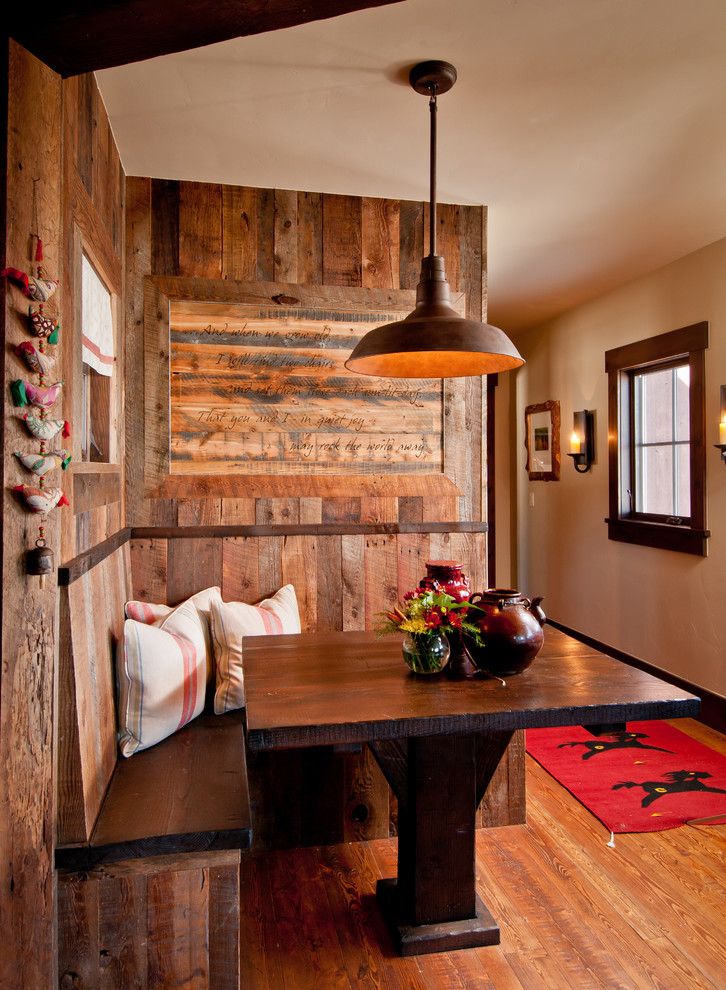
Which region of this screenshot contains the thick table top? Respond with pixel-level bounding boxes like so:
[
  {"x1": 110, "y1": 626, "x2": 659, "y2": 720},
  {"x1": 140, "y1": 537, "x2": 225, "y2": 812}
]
[{"x1": 244, "y1": 627, "x2": 700, "y2": 752}]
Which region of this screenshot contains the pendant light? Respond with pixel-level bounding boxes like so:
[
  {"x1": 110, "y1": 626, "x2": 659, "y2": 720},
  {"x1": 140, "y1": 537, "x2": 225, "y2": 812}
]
[{"x1": 345, "y1": 60, "x2": 524, "y2": 379}]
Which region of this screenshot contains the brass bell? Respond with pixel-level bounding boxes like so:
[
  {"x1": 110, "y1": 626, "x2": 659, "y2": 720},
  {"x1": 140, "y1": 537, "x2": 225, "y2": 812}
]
[{"x1": 27, "y1": 539, "x2": 54, "y2": 576}]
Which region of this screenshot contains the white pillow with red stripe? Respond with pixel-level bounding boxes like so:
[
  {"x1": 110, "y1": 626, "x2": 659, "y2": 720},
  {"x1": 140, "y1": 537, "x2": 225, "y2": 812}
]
[
  {"x1": 211, "y1": 585, "x2": 301, "y2": 714},
  {"x1": 124, "y1": 586, "x2": 222, "y2": 687},
  {"x1": 117, "y1": 598, "x2": 208, "y2": 757}
]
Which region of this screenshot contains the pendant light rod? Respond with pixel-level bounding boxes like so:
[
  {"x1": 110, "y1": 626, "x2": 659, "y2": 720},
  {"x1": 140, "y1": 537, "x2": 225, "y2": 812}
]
[{"x1": 429, "y1": 86, "x2": 437, "y2": 258}]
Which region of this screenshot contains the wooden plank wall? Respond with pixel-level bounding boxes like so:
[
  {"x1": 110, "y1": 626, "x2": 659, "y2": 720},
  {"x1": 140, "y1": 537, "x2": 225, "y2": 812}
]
[
  {"x1": 1, "y1": 47, "x2": 125, "y2": 985},
  {"x1": 1, "y1": 42, "x2": 61, "y2": 988},
  {"x1": 61, "y1": 69, "x2": 125, "y2": 559},
  {"x1": 125, "y1": 180, "x2": 488, "y2": 530}
]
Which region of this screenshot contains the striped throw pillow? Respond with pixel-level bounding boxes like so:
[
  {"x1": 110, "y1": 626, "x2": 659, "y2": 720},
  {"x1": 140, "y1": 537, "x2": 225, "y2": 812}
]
[
  {"x1": 124, "y1": 586, "x2": 222, "y2": 686},
  {"x1": 211, "y1": 585, "x2": 301, "y2": 714},
  {"x1": 117, "y1": 598, "x2": 208, "y2": 757}
]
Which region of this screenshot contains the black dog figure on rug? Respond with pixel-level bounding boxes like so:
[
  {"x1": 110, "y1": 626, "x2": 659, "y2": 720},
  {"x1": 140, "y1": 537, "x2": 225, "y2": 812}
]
[
  {"x1": 557, "y1": 731, "x2": 674, "y2": 760},
  {"x1": 613, "y1": 770, "x2": 726, "y2": 807}
]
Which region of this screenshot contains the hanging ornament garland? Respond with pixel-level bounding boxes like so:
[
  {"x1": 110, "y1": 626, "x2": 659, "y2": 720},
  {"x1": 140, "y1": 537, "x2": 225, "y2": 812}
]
[{"x1": 3, "y1": 178, "x2": 69, "y2": 584}]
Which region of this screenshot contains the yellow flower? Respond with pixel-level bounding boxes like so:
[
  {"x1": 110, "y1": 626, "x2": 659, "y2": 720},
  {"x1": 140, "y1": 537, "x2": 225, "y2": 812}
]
[{"x1": 399, "y1": 617, "x2": 428, "y2": 634}]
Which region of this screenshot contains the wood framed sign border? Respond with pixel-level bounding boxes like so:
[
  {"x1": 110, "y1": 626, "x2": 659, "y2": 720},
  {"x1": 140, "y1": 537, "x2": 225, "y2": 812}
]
[{"x1": 142, "y1": 276, "x2": 469, "y2": 500}]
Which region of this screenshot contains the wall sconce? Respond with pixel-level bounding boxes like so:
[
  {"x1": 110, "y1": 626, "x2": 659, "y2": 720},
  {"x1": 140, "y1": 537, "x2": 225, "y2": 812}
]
[
  {"x1": 715, "y1": 385, "x2": 726, "y2": 463},
  {"x1": 567, "y1": 410, "x2": 594, "y2": 473}
]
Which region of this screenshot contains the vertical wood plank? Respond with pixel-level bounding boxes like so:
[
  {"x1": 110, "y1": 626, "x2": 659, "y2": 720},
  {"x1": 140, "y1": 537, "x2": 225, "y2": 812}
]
[
  {"x1": 435, "y1": 202, "x2": 461, "y2": 291},
  {"x1": 399, "y1": 199, "x2": 425, "y2": 290},
  {"x1": 273, "y1": 187, "x2": 298, "y2": 283},
  {"x1": 299, "y1": 497, "x2": 323, "y2": 524},
  {"x1": 280, "y1": 534, "x2": 314, "y2": 631},
  {"x1": 166, "y1": 538, "x2": 222, "y2": 604},
  {"x1": 316, "y1": 534, "x2": 343, "y2": 631},
  {"x1": 222, "y1": 536, "x2": 259, "y2": 603},
  {"x1": 360, "y1": 496, "x2": 399, "y2": 523},
  {"x1": 222, "y1": 185, "x2": 257, "y2": 280},
  {"x1": 297, "y1": 190, "x2": 323, "y2": 284},
  {"x1": 208, "y1": 864, "x2": 241, "y2": 990},
  {"x1": 146, "y1": 869, "x2": 209, "y2": 990},
  {"x1": 459, "y1": 205, "x2": 483, "y2": 320},
  {"x1": 398, "y1": 496, "x2": 423, "y2": 524},
  {"x1": 322, "y1": 193, "x2": 362, "y2": 286},
  {"x1": 256, "y1": 187, "x2": 275, "y2": 282},
  {"x1": 361, "y1": 197, "x2": 400, "y2": 288},
  {"x1": 57, "y1": 875, "x2": 100, "y2": 988},
  {"x1": 220, "y1": 497, "x2": 256, "y2": 525},
  {"x1": 255, "y1": 497, "x2": 300, "y2": 525},
  {"x1": 396, "y1": 532, "x2": 431, "y2": 597},
  {"x1": 363, "y1": 534, "x2": 399, "y2": 627},
  {"x1": 130, "y1": 538, "x2": 168, "y2": 603},
  {"x1": 176, "y1": 498, "x2": 222, "y2": 526},
  {"x1": 98, "y1": 874, "x2": 148, "y2": 989},
  {"x1": 341, "y1": 534, "x2": 366, "y2": 631},
  {"x1": 257, "y1": 535, "x2": 283, "y2": 600},
  {"x1": 322, "y1": 497, "x2": 361, "y2": 524},
  {"x1": 1, "y1": 43, "x2": 61, "y2": 987},
  {"x1": 343, "y1": 746, "x2": 391, "y2": 842},
  {"x1": 150, "y1": 178, "x2": 179, "y2": 276},
  {"x1": 125, "y1": 178, "x2": 152, "y2": 526},
  {"x1": 178, "y1": 181, "x2": 222, "y2": 278}
]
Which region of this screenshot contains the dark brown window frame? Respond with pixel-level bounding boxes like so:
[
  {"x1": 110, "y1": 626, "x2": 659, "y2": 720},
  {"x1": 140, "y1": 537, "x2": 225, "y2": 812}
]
[{"x1": 605, "y1": 322, "x2": 709, "y2": 555}]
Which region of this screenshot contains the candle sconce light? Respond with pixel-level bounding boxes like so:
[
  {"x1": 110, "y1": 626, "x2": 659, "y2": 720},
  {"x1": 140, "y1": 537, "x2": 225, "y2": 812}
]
[
  {"x1": 715, "y1": 385, "x2": 726, "y2": 463},
  {"x1": 568, "y1": 409, "x2": 594, "y2": 473}
]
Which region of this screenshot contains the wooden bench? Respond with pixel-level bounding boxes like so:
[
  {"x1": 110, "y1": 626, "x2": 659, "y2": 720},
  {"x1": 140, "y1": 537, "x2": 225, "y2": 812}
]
[{"x1": 55, "y1": 538, "x2": 251, "y2": 989}]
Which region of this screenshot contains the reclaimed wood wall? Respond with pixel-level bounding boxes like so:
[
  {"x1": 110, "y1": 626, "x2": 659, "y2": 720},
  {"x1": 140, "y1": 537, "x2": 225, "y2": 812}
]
[
  {"x1": 1, "y1": 45, "x2": 125, "y2": 987},
  {"x1": 125, "y1": 178, "x2": 489, "y2": 530}
]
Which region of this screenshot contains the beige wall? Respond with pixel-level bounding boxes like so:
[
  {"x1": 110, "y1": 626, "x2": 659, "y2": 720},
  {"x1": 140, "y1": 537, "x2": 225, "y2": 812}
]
[{"x1": 496, "y1": 236, "x2": 726, "y2": 700}]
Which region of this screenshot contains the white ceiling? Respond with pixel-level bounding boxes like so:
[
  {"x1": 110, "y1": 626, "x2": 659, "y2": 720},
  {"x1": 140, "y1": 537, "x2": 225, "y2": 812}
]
[{"x1": 95, "y1": 0, "x2": 726, "y2": 334}]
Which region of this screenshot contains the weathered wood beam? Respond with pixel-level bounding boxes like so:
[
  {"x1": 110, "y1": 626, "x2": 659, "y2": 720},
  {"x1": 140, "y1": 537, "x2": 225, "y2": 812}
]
[{"x1": 8, "y1": 0, "x2": 407, "y2": 78}]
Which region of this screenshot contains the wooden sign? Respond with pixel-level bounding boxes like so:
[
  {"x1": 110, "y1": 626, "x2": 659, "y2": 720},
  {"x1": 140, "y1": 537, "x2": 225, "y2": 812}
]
[{"x1": 169, "y1": 299, "x2": 443, "y2": 476}]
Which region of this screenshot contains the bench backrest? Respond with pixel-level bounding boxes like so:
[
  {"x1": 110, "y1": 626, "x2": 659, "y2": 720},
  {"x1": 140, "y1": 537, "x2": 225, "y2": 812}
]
[{"x1": 58, "y1": 541, "x2": 132, "y2": 845}]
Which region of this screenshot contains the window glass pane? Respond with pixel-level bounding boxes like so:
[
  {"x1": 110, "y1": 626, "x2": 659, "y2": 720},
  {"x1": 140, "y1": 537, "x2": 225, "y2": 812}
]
[
  {"x1": 636, "y1": 445, "x2": 676, "y2": 515},
  {"x1": 675, "y1": 365, "x2": 690, "y2": 442},
  {"x1": 676, "y1": 442, "x2": 691, "y2": 516},
  {"x1": 632, "y1": 361, "x2": 690, "y2": 518},
  {"x1": 637, "y1": 367, "x2": 674, "y2": 444}
]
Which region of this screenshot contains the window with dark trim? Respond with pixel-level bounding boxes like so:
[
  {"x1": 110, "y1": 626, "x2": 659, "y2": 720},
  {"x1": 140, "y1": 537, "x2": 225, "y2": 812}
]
[{"x1": 605, "y1": 322, "x2": 709, "y2": 555}]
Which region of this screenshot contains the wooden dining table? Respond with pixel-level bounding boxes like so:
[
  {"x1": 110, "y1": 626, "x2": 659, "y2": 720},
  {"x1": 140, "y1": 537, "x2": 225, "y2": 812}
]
[{"x1": 243, "y1": 626, "x2": 699, "y2": 955}]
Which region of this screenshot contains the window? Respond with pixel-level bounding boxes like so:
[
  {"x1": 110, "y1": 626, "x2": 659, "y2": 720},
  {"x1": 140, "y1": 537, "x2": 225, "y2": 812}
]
[
  {"x1": 80, "y1": 254, "x2": 115, "y2": 462},
  {"x1": 605, "y1": 322, "x2": 709, "y2": 555}
]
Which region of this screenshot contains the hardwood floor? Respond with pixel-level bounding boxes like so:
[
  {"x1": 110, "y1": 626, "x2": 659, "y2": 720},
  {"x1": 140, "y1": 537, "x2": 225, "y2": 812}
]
[{"x1": 239, "y1": 719, "x2": 726, "y2": 989}]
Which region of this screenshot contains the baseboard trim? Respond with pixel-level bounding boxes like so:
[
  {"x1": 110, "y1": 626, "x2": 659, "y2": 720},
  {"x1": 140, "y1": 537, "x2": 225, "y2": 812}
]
[{"x1": 547, "y1": 619, "x2": 726, "y2": 736}]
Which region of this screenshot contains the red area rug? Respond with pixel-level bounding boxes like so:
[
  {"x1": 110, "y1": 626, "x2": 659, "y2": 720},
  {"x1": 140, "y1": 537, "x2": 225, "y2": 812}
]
[{"x1": 526, "y1": 721, "x2": 726, "y2": 833}]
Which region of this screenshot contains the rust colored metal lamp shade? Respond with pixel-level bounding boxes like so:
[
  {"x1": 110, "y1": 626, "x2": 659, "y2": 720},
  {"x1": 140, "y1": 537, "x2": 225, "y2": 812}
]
[{"x1": 345, "y1": 60, "x2": 524, "y2": 380}]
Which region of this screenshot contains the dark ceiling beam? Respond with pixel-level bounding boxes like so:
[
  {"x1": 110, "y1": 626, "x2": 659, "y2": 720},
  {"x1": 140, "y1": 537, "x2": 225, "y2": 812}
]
[{"x1": 8, "y1": 0, "x2": 406, "y2": 78}]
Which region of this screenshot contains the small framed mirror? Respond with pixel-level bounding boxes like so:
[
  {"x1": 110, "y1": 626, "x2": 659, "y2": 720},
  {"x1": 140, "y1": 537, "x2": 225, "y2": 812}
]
[{"x1": 525, "y1": 400, "x2": 560, "y2": 481}]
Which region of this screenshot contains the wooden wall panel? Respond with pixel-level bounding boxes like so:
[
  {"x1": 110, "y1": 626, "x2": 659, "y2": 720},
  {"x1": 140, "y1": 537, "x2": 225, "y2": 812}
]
[
  {"x1": 58, "y1": 851, "x2": 241, "y2": 990},
  {"x1": 126, "y1": 181, "x2": 486, "y2": 524},
  {"x1": 1, "y1": 43, "x2": 62, "y2": 987}
]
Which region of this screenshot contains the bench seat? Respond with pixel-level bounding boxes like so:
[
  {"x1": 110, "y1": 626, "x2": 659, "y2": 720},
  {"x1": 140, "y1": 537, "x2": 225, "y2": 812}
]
[{"x1": 56, "y1": 710, "x2": 251, "y2": 869}]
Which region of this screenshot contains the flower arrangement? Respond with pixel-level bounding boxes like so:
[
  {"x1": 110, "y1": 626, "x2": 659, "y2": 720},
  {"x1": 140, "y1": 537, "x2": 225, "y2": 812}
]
[{"x1": 378, "y1": 586, "x2": 484, "y2": 673}]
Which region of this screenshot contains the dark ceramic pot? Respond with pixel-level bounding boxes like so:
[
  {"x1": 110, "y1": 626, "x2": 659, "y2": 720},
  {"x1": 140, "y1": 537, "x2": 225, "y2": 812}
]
[{"x1": 466, "y1": 588, "x2": 546, "y2": 676}]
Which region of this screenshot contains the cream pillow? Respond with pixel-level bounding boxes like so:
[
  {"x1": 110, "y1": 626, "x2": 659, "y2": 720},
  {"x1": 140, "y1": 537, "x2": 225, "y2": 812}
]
[
  {"x1": 124, "y1": 586, "x2": 222, "y2": 685},
  {"x1": 211, "y1": 585, "x2": 301, "y2": 714},
  {"x1": 117, "y1": 597, "x2": 208, "y2": 757}
]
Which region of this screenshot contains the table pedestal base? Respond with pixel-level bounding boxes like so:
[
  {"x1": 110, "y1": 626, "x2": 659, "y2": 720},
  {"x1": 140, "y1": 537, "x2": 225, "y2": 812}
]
[{"x1": 376, "y1": 879, "x2": 500, "y2": 955}]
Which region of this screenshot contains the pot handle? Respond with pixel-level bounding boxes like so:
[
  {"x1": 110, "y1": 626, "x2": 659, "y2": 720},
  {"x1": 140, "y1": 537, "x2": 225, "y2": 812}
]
[{"x1": 527, "y1": 595, "x2": 547, "y2": 627}]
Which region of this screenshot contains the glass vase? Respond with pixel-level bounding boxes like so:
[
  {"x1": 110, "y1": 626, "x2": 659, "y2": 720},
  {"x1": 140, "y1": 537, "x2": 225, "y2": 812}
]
[{"x1": 401, "y1": 631, "x2": 450, "y2": 675}]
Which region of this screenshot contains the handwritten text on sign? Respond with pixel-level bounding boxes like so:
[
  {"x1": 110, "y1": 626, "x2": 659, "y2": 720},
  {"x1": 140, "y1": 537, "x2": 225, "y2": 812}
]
[{"x1": 169, "y1": 301, "x2": 444, "y2": 475}]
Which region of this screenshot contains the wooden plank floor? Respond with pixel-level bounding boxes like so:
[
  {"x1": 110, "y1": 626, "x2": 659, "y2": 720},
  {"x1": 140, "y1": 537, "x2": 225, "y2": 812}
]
[{"x1": 239, "y1": 719, "x2": 726, "y2": 989}]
